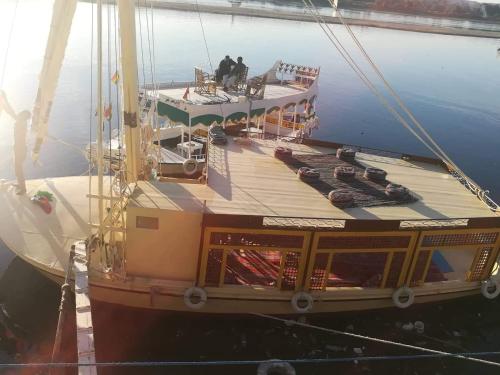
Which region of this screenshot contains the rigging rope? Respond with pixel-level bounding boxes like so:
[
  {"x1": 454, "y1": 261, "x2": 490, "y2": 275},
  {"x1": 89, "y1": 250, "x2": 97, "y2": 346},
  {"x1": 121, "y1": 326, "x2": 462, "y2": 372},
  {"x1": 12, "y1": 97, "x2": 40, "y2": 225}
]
[
  {"x1": 303, "y1": 0, "x2": 497, "y2": 210},
  {"x1": 301, "y1": 0, "x2": 445, "y2": 162},
  {"x1": 251, "y1": 313, "x2": 500, "y2": 368},
  {"x1": 195, "y1": 0, "x2": 214, "y2": 74},
  {"x1": 2, "y1": 351, "x2": 500, "y2": 368}
]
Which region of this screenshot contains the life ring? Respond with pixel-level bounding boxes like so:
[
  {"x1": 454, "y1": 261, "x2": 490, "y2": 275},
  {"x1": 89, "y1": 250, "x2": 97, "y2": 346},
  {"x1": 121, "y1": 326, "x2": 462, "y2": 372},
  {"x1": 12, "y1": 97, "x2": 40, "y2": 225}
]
[
  {"x1": 183, "y1": 158, "x2": 198, "y2": 176},
  {"x1": 274, "y1": 146, "x2": 293, "y2": 161},
  {"x1": 392, "y1": 286, "x2": 415, "y2": 309},
  {"x1": 183, "y1": 287, "x2": 207, "y2": 310},
  {"x1": 481, "y1": 278, "x2": 500, "y2": 300},
  {"x1": 291, "y1": 292, "x2": 314, "y2": 313},
  {"x1": 385, "y1": 183, "x2": 410, "y2": 200},
  {"x1": 336, "y1": 147, "x2": 356, "y2": 161},
  {"x1": 297, "y1": 167, "x2": 320, "y2": 181},
  {"x1": 334, "y1": 166, "x2": 355, "y2": 181},
  {"x1": 257, "y1": 360, "x2": 296, "y2": 375},
  {"x1": 364, "y1": 167, "x2": 387, "y2": 182},
  {"x1": 328, "y1": 189, "x2": 354, "y2": 208}
]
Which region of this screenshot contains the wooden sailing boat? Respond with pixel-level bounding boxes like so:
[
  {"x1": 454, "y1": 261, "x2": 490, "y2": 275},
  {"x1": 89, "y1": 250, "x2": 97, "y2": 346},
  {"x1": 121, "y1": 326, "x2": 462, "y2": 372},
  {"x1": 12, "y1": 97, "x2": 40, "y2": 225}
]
[{"x1": 1, "y1": 0, "x2": 499, "y2": 314}]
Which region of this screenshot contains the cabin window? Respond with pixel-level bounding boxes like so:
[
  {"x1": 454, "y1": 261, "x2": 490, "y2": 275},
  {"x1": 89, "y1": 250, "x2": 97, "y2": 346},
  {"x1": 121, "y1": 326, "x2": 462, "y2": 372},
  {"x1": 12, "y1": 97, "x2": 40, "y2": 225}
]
[
  {"x1": 308, "y1": 233, "x2": 416, "y2": 291},
  {"x1": 409, "y1": 230, "x2": 500, "y2": 285},
  {"x1": 201, "y1": 228, "x2": 309, "y2": 290},
  {"x1": 135, "y1": 216, "x2": 159, "y2": 230},
  {"x1": 327, "y1": 252, "x2": 388, "y2": 288}
]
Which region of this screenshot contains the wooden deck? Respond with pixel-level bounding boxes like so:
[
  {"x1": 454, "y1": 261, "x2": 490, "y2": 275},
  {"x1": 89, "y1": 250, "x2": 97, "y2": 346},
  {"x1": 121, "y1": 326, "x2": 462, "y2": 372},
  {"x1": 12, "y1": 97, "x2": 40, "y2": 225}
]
[{"x1": 130, "y1": 138, "x2": 497, "y2": 221}]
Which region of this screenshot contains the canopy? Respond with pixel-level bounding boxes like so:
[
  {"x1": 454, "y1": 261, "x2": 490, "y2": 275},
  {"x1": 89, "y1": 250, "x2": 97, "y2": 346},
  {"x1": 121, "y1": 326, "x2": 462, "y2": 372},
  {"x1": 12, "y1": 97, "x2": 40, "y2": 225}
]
[
  {"x1": 157, "y1": 102, "x2": 189, "y2": 126},
  {"x1": 191, "y1": 114, "x2": 224, "y2": 126}
]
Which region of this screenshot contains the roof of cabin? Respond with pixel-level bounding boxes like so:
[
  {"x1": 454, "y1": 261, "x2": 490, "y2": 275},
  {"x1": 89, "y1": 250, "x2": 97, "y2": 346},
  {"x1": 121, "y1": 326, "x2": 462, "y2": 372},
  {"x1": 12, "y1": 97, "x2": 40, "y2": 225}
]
[{"x1": 129, "y1": 138, "x2": 497, "y2": 221}]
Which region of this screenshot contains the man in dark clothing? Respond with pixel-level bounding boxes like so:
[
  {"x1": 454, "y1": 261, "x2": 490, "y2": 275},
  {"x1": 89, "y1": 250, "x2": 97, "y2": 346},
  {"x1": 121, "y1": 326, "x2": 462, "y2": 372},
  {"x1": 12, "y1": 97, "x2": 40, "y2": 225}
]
[
  {"x1": 216, "y1": 55, "x2": 235, "y2": 83},
  {"x1": 223, "y1": 56, "x2": 247, "y2": 92}
]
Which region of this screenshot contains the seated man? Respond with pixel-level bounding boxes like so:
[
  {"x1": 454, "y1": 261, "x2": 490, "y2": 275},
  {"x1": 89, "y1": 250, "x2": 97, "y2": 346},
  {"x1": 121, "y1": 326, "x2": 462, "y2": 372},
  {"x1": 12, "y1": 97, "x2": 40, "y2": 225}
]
[
  {"x1": 216, "y1": 55, "x2": 235, "y2": 84},
  {"x1": 223, "y1": 56, "x2": 246, "y2": 92}
]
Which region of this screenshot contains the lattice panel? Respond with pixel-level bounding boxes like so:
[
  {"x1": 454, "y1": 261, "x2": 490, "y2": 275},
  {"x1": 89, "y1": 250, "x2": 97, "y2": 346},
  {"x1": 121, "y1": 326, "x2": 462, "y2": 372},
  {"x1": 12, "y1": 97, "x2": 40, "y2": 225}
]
[
  {"x1": 210, "y1": 232, "x2": 304, "y2": 248},
  {"x1": 224, "y1": 249, "x2": 281, "y2": 287},
  {"x1": 318, "y1": 236, "x2": 411, "y2": 250},
  {"x1": 422, "y1": 232, "x2": 498, "y2": 247},
  {"x1": 309, "y1": 253, "x2": 329, "y2": 291},
  {"x1": 281, "y1": 252, "x2": 300, "y2": 291},
  {"x1": 205, "y1": 249, "x2": 223, "y2": 286},
  {"x1": 385, "y1": 252, "x2": 406, "y2": 288},
  {"x1": 410, "y1": 250, "x2": 431, "y2": 286},
  {"x1": 469, "y1": 248, "x2": 493, "y2": 281}
]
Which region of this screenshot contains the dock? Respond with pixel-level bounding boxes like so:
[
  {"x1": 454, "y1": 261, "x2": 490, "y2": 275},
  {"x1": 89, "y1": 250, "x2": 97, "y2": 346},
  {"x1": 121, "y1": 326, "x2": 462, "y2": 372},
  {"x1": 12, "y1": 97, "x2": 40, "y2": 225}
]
[{"x1": 85, "y1": 0, "x2": 500, "y2": 39}]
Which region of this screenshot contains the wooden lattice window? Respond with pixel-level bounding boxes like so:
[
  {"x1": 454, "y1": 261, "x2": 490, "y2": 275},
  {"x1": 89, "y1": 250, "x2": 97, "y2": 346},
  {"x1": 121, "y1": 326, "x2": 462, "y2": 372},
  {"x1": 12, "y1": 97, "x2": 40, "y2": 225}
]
[
  {"x1": 309, "y1": 253, "x2": 329, "y2": 291},
  {"x1": 422, "y1": 233, "x2": 498, "y2": 247},
  {"x1": 317, "y1": 236, "x2": 411, "y2": 250},
  {"x1": 282, "y1": 252, "x2": 301, "y2": 291},
  {"x1": 209, "y1": 232, "x2": 304, "y2": 248},
  {"x1": 469, "y1": 248, "x2": 493, "y2": 281}
]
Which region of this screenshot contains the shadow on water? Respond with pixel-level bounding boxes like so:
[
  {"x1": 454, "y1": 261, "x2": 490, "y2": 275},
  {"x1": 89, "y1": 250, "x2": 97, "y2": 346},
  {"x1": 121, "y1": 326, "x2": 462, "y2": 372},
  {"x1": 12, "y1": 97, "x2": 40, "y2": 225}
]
[{"x1": 1, "y1": 244, "x2": 500, "y2": 374}]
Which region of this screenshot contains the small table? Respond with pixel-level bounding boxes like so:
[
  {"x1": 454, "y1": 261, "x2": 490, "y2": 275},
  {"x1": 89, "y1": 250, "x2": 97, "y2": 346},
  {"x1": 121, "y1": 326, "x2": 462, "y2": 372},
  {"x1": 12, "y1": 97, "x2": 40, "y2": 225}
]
[{"x1": 240, "y1": 127, "x2": 264, "y2": 139}]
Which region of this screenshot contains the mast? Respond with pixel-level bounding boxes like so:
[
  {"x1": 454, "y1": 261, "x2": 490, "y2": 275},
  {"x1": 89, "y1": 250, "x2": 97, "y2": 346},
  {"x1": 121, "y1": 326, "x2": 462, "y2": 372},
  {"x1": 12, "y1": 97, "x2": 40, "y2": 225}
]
[
  {"x1": 31, "y1": 0, "x2": 77, "y2": 161},
  {"x1": 117, "y1": 0, "x2": 141, "y2": 182},
  {"x1": 97, "y1": 0, "x2": 104, "y2": 233}
]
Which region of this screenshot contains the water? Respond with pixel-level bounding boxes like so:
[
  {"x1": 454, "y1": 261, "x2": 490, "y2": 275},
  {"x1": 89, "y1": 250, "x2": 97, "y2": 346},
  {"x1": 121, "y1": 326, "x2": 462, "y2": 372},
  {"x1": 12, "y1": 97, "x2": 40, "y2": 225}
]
[{"x1": 1, "y1": 0, "x2": 500, "y2": 373}]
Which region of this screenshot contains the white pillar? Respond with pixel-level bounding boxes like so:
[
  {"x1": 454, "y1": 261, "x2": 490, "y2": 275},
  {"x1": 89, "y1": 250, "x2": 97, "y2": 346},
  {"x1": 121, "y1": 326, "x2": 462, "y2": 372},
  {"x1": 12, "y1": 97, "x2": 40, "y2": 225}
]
[
  {"x1": 332, "y1": 0, "x2": 338, "y2": 17},
  {"x1": 277, "y1": 109, "x2": 282, "y2": 139},
  {"x1": 188, "y1": 115, "x2": 192, "y2": 159},
  {"x1": 293, "y1": 104, "x2": 297, "y2": 134}
]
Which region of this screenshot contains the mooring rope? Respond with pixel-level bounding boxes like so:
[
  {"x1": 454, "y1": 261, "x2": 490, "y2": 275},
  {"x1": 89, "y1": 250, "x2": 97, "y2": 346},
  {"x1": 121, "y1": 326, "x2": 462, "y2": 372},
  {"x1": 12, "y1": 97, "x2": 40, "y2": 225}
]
[{"x1": 251, "y1": 313, "x2": 500, "y2": 368}]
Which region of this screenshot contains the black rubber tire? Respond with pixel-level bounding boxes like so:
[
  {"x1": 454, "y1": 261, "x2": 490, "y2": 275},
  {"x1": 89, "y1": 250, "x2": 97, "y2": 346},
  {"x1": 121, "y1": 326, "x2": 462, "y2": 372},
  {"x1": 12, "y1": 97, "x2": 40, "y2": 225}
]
[
  {"x1": 364, "y1": 167, "x2": 387, "y2": 182},
  {"x1": 336, "y1": 147, "x2": 356, "y2": 161},
  {"x1": 334, "y1": 166, "x2": 355, "y2": 181},
  {"x1": 385, "y1": 183, "x2": 410, "y2": 200},
  {"x1": 328, "y1": 189, "x2": 354, "y2": 208},
  {"x1": 297, "y1": 167, "x2": 320, "y2": 181},
  {"x1": 274, "y1": 146, "x2": 293, "y2": 160}
]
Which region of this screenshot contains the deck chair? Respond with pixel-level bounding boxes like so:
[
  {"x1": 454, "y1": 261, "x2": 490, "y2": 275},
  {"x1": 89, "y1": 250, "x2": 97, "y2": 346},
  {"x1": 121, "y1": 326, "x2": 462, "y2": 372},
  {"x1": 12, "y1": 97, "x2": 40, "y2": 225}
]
[
  {"x1": 194, "y1": 67, "x2": 216, "y2": 95},
  {"x1": 235, "y1": 66, "x2": 249, "y2": 92},
  {"x1": 245, "y1": 74, "x2": 267, "y2": 99}
]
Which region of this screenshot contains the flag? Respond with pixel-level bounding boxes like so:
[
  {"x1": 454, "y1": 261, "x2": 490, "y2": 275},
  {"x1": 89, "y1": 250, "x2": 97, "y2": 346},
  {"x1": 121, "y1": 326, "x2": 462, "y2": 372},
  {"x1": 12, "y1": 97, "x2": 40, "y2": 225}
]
[
  {"x1": 182, "y1": 85, "x2": 190, "y2": 100},
  {"x1": 104, "y1": 103, "x2": 112, "y2": 121},
  {"x1": 111, "y1": 71, "x2": 120, "y2": 84}
]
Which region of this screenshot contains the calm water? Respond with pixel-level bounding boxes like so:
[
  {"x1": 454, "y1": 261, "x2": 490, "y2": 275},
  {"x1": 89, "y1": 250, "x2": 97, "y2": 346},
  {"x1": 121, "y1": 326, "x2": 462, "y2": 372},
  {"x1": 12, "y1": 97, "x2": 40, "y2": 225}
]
[{"x1": 1, "y1": 0, "x2": 500, "y2": 372}]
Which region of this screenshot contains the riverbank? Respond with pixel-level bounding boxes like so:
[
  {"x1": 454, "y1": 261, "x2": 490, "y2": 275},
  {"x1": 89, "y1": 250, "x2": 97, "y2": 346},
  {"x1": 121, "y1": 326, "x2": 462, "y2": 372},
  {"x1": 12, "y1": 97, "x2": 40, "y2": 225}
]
[{"x1": 93, "y1": 0, "x2": 500, "y2": 39}]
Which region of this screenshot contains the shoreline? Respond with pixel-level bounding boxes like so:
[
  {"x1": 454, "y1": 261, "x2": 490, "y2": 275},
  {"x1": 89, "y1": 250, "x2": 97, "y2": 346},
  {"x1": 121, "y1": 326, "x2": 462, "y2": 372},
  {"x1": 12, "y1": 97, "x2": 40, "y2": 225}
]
[{"x1": 88, "y1": 0, "x2": 500, "y2": 39}]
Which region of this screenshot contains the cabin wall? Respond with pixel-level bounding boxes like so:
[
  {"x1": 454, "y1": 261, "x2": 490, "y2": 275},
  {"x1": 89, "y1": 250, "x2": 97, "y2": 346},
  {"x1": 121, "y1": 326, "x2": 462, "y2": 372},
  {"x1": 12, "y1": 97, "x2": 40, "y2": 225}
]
[{"x1": 125, "y1": 207, "x2": 203, "y2": 281}]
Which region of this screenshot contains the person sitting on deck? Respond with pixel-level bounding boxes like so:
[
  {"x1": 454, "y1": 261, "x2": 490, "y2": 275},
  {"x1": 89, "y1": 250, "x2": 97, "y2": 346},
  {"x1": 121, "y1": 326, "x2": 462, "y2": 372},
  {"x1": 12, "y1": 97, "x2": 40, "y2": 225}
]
[
  {"x1": 223, "y1": 56, "x2": 246, "y2": 92},
  {"x1": 216, "y1": 55, "x2": 235, "y2": 84}
]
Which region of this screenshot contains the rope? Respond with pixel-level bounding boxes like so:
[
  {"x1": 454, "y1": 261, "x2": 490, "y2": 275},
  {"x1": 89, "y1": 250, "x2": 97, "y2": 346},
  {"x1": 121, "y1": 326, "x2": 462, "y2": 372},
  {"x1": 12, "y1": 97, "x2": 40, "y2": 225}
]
[
  {"x1": 304, "y1": 0, "x2": 498, "y2": 210},
  {"x1": 195, "y1": 0, "x2": 214, "y2": 74},
  {"x1": 251, "y1": 313, "x2": 500, "y2": 368},
  {"x1": 301, "y1": 0, "x2": 445, "y2": 163},
  {"x1": 0, "y1": 0, "x2": 20, "y2": 88},
  {"x1": 2, "y1": 352, "x2": 500, "y2": 368}
]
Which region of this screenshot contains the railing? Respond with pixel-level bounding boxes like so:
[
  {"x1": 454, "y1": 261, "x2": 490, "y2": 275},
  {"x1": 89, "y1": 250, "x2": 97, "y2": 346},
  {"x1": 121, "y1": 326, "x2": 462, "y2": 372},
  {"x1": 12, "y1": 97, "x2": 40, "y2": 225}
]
[
  {"x1": 265, "y1": 115, "x2": 305, "y2": 130},
  {"x1": 197, "y1": 224, "x2": 500, "y2": 293}
]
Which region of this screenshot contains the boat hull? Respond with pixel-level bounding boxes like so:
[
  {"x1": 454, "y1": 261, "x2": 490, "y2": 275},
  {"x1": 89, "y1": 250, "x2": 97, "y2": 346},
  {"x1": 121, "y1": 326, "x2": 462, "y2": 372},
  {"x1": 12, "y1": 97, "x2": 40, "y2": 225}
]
[{"x1": 36, "y1": 262, "x2": 481, "y2": 314}]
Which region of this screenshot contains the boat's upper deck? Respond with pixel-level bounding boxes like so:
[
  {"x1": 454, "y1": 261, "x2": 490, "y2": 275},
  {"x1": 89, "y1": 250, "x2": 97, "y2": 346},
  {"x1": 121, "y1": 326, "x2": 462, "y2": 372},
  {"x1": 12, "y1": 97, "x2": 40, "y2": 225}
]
[
  {"x1": 156, "y1": 83, "x2": 307, "y2": 105},
  {"x1": 130, "y1": 138, "x2": 497, "y2": 221}
]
